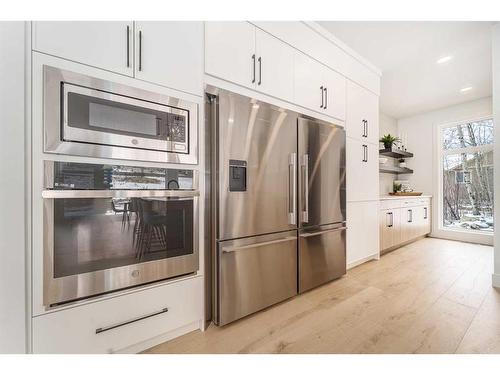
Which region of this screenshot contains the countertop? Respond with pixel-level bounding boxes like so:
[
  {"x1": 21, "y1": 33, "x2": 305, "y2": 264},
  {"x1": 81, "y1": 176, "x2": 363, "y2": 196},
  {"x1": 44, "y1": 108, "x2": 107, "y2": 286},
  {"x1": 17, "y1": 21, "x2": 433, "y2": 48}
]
[{"x1": 379, "y1": 195, "x2": 432, "y2": 200}]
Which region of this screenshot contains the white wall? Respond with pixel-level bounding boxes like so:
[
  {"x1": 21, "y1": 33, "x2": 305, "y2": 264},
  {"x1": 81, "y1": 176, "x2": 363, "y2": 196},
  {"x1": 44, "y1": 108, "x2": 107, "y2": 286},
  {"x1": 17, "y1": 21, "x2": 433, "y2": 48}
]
[
  {"x1": 398, "y1": 96, "x2": 493, "y2": 245},
  {"x1": 0, "y1": 22, "x2": 27, "y2": 353},
  {"x1": 379, "y1": 112, "x2": 398, "y2": 195},
  {"x1": 492, "y1": 24, "x2": 500, "y2": 287}
]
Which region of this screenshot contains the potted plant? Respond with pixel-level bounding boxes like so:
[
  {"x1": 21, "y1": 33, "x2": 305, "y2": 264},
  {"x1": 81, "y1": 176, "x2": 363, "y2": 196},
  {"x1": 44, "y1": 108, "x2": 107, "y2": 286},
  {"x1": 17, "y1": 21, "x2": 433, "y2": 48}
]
[
  {"x1": 379, "y1": 134, "x2": 400, "y2": 150},
  {"x1": 393, "y1": 181, "x2": 402, "y2": 193}
]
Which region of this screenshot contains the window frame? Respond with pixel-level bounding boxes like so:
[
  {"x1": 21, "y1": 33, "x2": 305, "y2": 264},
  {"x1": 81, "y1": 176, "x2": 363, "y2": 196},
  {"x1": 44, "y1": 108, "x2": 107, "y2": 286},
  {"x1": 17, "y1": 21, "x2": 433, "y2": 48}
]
[{"x1": 436, "y1": 115, "x2": 494, "y2": 239}]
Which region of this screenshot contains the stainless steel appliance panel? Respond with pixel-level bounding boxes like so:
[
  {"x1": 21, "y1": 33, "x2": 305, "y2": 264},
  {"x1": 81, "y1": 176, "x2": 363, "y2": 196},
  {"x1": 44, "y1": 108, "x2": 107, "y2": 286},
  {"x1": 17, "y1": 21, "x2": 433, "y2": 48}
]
[
  {"x1": 217, "y1": 231, "x2": 297, "y2": 325},
  {"x1": 44, "y1": 66, "x2": 198, "y2": 164},
  {"x1": 299, "y1": 223, "x2": 346, "y2": 293},
  {"x1": 216, "y1": 90, "x2": 298, "y2": 240},
  {"x1": 298, "y1": 117, "x2": 346, "y2": 227}
]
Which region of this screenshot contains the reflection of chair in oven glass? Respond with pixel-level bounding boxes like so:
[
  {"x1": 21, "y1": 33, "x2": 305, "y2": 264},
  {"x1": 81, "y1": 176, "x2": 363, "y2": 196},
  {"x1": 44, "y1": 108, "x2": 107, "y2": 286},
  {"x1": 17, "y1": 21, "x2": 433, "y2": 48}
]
[
  {"x1": 134, "y1": 199, "x2": 167, "y2": 259},
  {"x1": 111, "y1": 198, "x2": 130, "y2": 228}
]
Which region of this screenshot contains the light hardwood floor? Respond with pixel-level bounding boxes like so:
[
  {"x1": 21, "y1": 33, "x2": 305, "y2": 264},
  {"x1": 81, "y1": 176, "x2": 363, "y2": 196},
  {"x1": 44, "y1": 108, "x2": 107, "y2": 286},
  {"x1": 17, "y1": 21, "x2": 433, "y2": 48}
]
[{"x1": 144, "y1": 238, "x2": 499, "y2": 354}]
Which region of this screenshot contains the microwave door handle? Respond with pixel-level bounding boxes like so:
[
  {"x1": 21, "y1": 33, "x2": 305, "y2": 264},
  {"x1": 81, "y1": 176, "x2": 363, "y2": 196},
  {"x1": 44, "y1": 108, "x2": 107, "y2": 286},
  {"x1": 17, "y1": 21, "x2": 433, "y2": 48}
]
[{"x1": 42, "y1": 190, "x2": 200, "y2": 199}]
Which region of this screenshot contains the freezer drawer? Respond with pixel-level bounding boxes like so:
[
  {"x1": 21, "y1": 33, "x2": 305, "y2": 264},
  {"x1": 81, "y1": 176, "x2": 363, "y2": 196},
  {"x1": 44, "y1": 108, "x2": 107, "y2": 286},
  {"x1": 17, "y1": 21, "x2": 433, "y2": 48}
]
[
  {"x1": 217, "y1": 231, "x2": 297, "y2": 326},
  {"x1": 299, "y1": 224, "x2": 346, "y2": 293}
]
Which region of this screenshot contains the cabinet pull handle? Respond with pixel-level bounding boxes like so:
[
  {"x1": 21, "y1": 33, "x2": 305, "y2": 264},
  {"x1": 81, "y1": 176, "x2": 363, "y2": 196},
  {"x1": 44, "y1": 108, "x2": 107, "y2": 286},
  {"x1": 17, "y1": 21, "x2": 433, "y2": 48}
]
[
  {"x1": 251, "y1": 54, "x2": 256, "y2": 83},
  {"x1": 424, "y1": 207, "x2": 428, "y2": 219},
  {"x1": 324, "y1": 87, "x2": 328, "y2": 109},
  {"x1": 138, "y1": 30, "x2": 143, "y2": 71},
  {"x1": 365, "y1": 119, "x2": 368, "y2": 138},
  {"x1": 387, "y1": 212, "x2": 393, "y2": 227},
  {"x1": 320, "y1": 86, "x2": 324, "y2": 108},
  {"x1": 95, "y1": 307, "x2": 168, "y2": 334},
  {"x1": 408, "y1": 209, "x2": 413, "y2": 223},
  {"x1": 258, "y1": 56, "x2": 262, "y2": 85},
  {"x1": 126, "y1": 25, "x2": 130, "y2": 68},
  {"x1": 362, "y1": 144, "x2": 368, "y2": 162}
]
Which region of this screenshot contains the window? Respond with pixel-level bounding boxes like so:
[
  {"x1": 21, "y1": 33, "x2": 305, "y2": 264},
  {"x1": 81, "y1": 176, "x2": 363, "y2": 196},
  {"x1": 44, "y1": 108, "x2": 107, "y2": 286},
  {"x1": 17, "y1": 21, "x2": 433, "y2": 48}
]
[{"x1": 440, "y1": 118, "x2": 494, "y2": 232}]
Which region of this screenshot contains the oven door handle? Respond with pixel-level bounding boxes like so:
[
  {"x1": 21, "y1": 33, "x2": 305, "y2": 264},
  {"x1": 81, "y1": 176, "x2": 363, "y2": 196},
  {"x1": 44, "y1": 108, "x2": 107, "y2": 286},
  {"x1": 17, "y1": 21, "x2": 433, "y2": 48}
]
[{"x1": 42, "y1": 190, "x2": 200, "y2": 199}]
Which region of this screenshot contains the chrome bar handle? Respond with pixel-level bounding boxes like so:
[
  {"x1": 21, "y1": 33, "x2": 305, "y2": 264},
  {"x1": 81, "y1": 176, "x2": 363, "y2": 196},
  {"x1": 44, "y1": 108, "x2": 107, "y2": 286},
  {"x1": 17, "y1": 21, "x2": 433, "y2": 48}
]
[
  {"x1": 42, "y1": 190, "x2": 200, "y2": 199},
  {"x1": 387, "y1": 212, "x2": 393, "y2": 228},
  {"x1": 320, "y1": 86, "x2": 324, "y2": 108},
  {"x1": 126, "y1": 25, "x2": 130, "y2": 68},
  {"x1": 408, "y1": 209, "x2": 413, "y2": 223},
  {"x1": 324, "y1": 87, "x2": 328, "y2": 109},
  {"x1": 222, "y1": 236, "x2": 296, "y2": 253},
  {"x1": 95, "y1": 307, "x2": 169, "y2": 334},
  {"x1": 300, "y1": 226, "x2": 346, "y2": 238},
  {"x1": 424, "y1": 207, "x2": 428, "y2": 219},
  {"x1": 288, "y1": 153, "x2": 297, "y2": 225},
  {"x1": 301, "y1": 154, "x2": 309, "y2": 223},
  {"x1": 138, "y1": 30, "x2": 142, "y2": 71}
]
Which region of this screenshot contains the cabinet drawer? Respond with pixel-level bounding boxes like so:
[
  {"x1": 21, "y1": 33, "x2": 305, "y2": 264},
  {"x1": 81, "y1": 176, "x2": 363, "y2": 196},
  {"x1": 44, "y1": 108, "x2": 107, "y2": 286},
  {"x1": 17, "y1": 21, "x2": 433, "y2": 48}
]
[
  {"x1": 401, "y1": 198, "x2": 430, "y2": 208},
  {"x1": 32, "y1": 276, "x2": 203, "y2": 353},
  {"x1": 380, "y1": 200, "x2": 402, "y2": 210}
]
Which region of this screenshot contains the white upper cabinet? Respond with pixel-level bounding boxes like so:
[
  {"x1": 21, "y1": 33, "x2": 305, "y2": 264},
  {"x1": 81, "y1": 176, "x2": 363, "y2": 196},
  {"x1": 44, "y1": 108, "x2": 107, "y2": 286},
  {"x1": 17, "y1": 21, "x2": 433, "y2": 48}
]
[
  {"x1": 323, "y1": 67, "x2": 346, "y2": 121},
  {"x1": 33, "y1": 21, "x2": 134, "y2": 77},
  {"x1": 294, "y1": 50, "x2": 346, "y2": 121},
  {"x1": 255, "y1": 28, "x2": 294, "y2": 102},
  {"x1": 294, "y1": 51, "x2": 325, "y2": 112},
  {"x1": 346, "y1": 80, "x2": 379, "y2": 144},
  {"x1": 134, "y1": 22, "x2": 203, "y2": 95},
  {"x1": 205, "y1": 22, "x2": 256, "y2": 89}
]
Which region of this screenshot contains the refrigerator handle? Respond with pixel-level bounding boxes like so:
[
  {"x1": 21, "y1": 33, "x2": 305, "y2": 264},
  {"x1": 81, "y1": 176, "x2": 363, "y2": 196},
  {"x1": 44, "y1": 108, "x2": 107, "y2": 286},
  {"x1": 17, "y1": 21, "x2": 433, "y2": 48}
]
[
  {"x1": 301, "y1": 154, "x2": 309, "y2": 223},
  {"x1": 288, "y1": 153, "x2": 297, "y2": 225}
]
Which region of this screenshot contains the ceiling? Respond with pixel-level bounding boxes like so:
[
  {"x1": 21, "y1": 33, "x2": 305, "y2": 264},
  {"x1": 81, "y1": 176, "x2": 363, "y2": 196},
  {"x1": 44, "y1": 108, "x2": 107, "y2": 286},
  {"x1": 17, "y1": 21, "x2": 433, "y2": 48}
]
[{"x1": 317, "y1": 21, "x2": 494, "y2": 119}]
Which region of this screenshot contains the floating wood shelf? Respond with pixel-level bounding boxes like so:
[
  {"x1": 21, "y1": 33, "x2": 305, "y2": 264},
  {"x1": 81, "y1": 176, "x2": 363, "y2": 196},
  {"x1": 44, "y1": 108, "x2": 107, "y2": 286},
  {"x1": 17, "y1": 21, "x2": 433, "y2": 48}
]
[
  {"x1": 379, "y1": 165, "x2": 414, "y2": 174},
  {"x1": 379, "y1": 148, "x2": 414, "y2": 158}
]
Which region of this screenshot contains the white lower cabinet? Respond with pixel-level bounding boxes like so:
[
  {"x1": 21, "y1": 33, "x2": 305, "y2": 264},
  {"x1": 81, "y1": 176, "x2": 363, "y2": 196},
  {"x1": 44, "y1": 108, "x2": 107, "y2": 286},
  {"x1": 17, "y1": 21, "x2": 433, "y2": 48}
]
[
  {"x1": 347, "y1": 201, "x2": 380, "y2": 267},
  {"x1": 32, "y1": 276, "x2": 203, "y2": 354},
  {"x1": 379, "y1": 198, "x2": 432, "y2": 252},
  {"x1": 346, "y1": 138, "x2": 379, "y2": 202}
]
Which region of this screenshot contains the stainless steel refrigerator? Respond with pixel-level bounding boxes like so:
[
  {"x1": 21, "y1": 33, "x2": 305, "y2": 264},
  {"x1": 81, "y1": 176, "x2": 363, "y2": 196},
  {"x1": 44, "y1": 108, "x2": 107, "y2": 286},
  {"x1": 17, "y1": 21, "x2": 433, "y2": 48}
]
[{"x1": 206, "y1": 88, "x2": 346, "y2": 326}]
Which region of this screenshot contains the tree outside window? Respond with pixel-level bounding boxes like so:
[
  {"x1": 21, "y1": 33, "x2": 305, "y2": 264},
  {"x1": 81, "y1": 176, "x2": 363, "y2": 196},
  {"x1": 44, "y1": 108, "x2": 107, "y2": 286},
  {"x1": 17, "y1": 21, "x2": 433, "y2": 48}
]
[{"x1": 441, "y1": 118, "x2": 494, "y2": 232}]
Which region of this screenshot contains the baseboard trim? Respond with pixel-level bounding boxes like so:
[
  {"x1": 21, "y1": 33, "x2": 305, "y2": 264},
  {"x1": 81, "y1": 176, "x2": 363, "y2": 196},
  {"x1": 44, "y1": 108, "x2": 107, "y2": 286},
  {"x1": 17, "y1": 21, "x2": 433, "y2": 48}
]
[
  {"x1": 492, "y1": 273, "x2": 500, "y2": 288},
  {"x1": 116, "y1": 320, "x2": 202, "y2": 354},
  {"x1": 347, "y1": 253, "x2": 379, "y2": 270}
]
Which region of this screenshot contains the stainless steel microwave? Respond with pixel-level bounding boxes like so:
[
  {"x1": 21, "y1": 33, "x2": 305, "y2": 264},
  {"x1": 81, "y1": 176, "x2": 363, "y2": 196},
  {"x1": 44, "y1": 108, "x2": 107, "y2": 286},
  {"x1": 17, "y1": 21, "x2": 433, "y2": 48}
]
[{"x1": 43, "y1": 66, "x2": 198, "y2": 164}]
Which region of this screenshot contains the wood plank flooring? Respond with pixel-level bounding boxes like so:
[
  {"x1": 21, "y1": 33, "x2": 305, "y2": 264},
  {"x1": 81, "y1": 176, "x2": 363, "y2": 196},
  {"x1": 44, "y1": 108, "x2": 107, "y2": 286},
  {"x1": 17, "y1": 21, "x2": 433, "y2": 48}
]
[{"x1": 144, "y1": 238, "x2": 499, "y2": 354}]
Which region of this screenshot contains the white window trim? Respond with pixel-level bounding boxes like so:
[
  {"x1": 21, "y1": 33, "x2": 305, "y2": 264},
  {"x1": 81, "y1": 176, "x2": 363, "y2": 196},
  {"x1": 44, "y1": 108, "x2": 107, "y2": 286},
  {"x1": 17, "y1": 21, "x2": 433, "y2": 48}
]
[{"x1": 434, "y1": 115, "x2": 494, "y2": 245}]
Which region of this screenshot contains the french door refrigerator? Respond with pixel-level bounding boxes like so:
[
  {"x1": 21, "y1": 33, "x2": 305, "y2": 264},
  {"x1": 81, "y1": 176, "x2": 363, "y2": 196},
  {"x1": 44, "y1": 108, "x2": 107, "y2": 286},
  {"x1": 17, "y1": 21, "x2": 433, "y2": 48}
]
[
  {"x1": 297, "y1": 117, "x2": 346, "y2": 293},
  {"x1": 206, "y1": 88, "x2": 346, "y2": 326}
]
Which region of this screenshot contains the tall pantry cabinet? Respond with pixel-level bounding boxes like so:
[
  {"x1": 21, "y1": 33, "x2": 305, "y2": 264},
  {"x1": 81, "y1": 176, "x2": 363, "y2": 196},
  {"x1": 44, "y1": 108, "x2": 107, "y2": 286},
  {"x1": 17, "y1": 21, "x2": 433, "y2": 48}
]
[{"x1": 345, "y1": 80, "x2": 380, "y2": 267}]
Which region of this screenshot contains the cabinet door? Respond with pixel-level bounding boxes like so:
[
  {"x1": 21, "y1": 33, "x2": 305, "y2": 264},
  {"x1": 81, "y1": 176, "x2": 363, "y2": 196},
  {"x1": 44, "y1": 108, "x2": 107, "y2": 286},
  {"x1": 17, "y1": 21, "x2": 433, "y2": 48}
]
[
  {"x1": 33, "y1": 21, "x2": 133, "y2": 76},
  {"x1": 134, "y1": 22, "x2": 203, "y2": 96},
  {"x1": 347, "y1": 201, "x2": 379, "y2": 266},
  {"x1": 346, "y1": 80, "x2": 379, "y2": 144},
  {"x1": 346, "y1": 138, "x2": 379, "y2": 202},
  {"x1": 255, "y1": 29, "x2": 295, "y2": 102},
  {"x1": 401, "y1": 207, "x2": 418, "y2": 242},
  {"x1": 422, "y1": 204, "x2": 431, "y2": 235},
  {"x1": 294, "y1": 51, "x2": 325, "y2": 112},
  {"x1": 205, "y1": 22, "x2": 256, "y2": 89},
  {"x1": 323, "y1": 67, "x2": 346, "y2": 121}
]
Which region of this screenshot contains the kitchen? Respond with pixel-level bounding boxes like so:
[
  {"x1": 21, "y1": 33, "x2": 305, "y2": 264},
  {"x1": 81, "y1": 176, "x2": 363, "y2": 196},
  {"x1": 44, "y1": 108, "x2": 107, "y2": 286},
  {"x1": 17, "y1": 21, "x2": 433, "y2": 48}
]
[{"x1": 1, "y1": 4, "x2": 500, "y2": 366}]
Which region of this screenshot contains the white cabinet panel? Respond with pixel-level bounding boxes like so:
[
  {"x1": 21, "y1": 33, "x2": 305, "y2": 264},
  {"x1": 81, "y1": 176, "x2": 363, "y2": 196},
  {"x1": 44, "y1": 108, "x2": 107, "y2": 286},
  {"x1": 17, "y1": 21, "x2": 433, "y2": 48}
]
[
  {"x1": 323, "y1": 67, "x2": 346, "y2": 121},
  {"x1": 134, "y1": 21, "x2": 203, "y2": 95},
  {"x1": 205, "y1": 22, "x2": 256, "y2": 89},
  {"x1": 33, "y1": 21, "x2": 134, "y2": 77},
  {"x1": 32, "y1": 277, "x2": 203, "y2": 354},
  {"x1": 294, "y1": 50, "x2": 325, "y2": 112},
  {"x1": 346, "y1": 138, "x2": 379, "y2": 202},
  {"x1": 347, "y1": 201, "x2": 379, "y2": 266},
  {"x1": 380, "y1": 208, "x2": 401, "y2": 251},
  {"x1": 255, "y1": 28, "x2": 295, "y2": 102},
  {"x1": 346, "y1": 80, "x2": 379, "y2": 144}
]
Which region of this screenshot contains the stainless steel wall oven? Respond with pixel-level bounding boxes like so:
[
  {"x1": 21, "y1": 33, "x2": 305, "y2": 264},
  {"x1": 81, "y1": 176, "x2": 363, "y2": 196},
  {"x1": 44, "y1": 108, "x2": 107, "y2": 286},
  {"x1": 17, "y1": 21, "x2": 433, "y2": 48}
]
[
  {"x1": 42, "y1": 161, "x2": 199, "y2": 307},
  {"x1": 43, "y1": 66, "x2": 198, "y2": 164}
]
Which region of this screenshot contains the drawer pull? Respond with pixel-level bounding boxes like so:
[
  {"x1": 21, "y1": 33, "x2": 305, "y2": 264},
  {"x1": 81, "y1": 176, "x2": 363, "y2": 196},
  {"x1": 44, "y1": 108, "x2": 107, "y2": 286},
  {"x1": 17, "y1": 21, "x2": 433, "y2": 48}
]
[{"x1": 95, "y1": 307, "x2": 169, "y2": 334}]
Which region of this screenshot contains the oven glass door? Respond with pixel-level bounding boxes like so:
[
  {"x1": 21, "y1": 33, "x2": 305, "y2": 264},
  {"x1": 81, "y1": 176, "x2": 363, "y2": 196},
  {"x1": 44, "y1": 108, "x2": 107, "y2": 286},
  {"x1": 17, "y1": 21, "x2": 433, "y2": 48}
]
[
  {"x1": 63, "y1": 82, "x2": 189, "y2": 154},
  {"x1": 52, "y1": 196, "x2": 194, "y2": 278}
]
